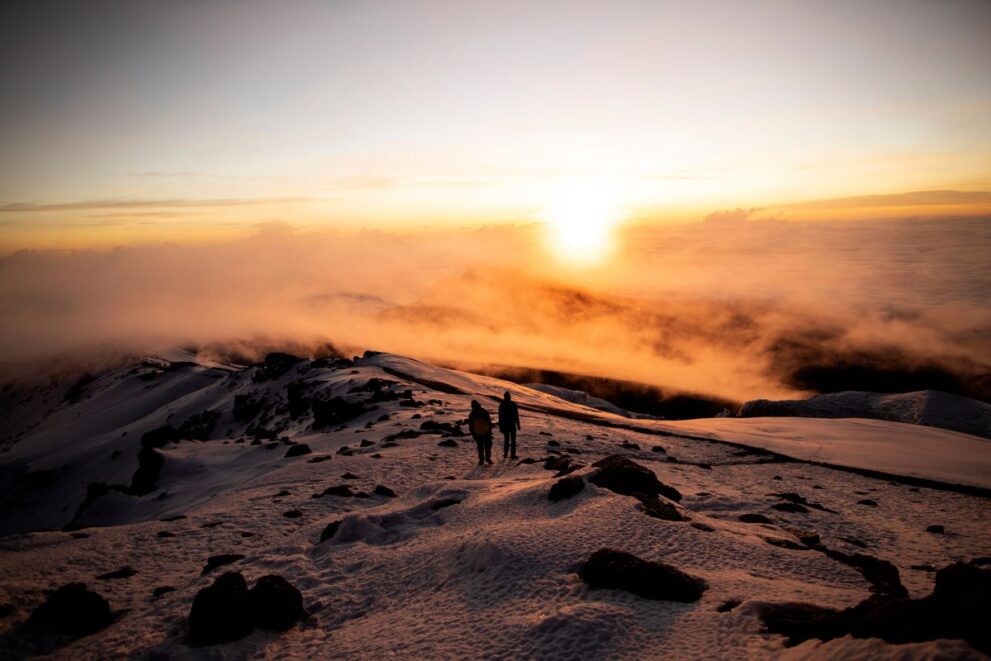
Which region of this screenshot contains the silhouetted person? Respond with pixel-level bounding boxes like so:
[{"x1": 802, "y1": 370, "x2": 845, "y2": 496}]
[
  {"x1": 468, "y1": 399, "x2": 493, "y2": 465},
  {"x1": 498, "y1": 391, "x2": 521, "y2": 459}
]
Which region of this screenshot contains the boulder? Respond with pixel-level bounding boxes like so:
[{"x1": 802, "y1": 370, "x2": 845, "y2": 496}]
[
  {"x1": 578, "y1": 548, "x2": 706, "y2": 602},
  {"x1": 249, "y1": 575, "x2": 304, "y2": 631},
  {"x1": 373, "y1": 485, "x2": 397, "y2": 497},
  {"x1": 284, "y1": 444, "x2": 312, "y2": 458},
  {"x1": 201, "y1": 554, "x2": 245, "y2": 576},
  {"x1": 548, "y1": 476, "x2": 585, "y2": 502},
  {"x1": 319, "y1": 520, "x2": 341, "y2": 543},
  {"x1": 26, "y1": 583, "x2": 114, "y2": 638},
  {"x1": 589, "y1": 455, "x2": 682, "y2": 502},
  {"x1": 188, "y1": 572, "x2": 253, "y2": 645}
]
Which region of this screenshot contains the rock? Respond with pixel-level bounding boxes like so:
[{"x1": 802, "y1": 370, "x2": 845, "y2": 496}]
[
  {"x1": 96, "y1": 566, "x2": 137, "y2": 580},
  {"x1": 691, "y1": 522, "x2": 715, "y2": 532},
  {"x1": 157, "y1": 531, "x2": 176, "y2": 538},
  {"x1": 651, "y1": 445, "x2": 666, "y2": 453},
  {"x1": 640, "y1": 496, "x2": 688, "y2": 521},
  {"x1": 823, "y1": 549, "x2": 906, "y2": 597},
  {"x1": 373, "y1": 485, "x2": 397, "y2": 497},
  {"x1": 765, "y1": 537, "x2": 808, "y2": 551},
  {"x1": 306, "y1": 455, "x2": 332, "y2": 464},
  {"x1": 284, "y1": 444, "x2": 312, "y2": 458},
  {"x1": 314, "y1": 485, "x2": 354, "y2": 498},
  {"x1": 539, "y1": 431, "x2": 553, "y2": 436},
  {"x1": 926, "y1": 524, "x2": 945, "y2": 534},
  {"x1": 249, "y1": 575, "x2": 304, "y2": 631},
  {"x1": 70, "y1": 532, "x2": 90, "y2": 539},
  {"x1": 589, "y1": 455, "x2": 682, "y2": 502},
  {"x1": 419, "y1": 420, "x2": 464, "y2": 436},
  {"x1": 770, "y1": 492, "x2": 834, "y2": 513},
  {"x1": 430, "y1": 498, "x2": 461, "y2": 511},
  {"x1": 547, "y1": 439, "x2": 560, "y2": 447},
  {"x1": 319, "y1": 520, "x2": 341, "y2": 543},
  {"x1": 341, "y1": 472, "x2": 359, "y2": 479},
  {"x1": 152, "y1": 586, "x2": 175, "y2": 598},
  {"x1": 359, "y1": 439, "x2": 375, "y2": 447},
  {"x1": 759, "y1": 559, "x2": 991, "y2": 654},
  {"x1": 857, "y1": 499, "x2": 878, "y2": 507},
  {"x1": 188, "y1": 572, "x2": 253, "y2": 645},
  {"x1": 620, "y1": 441, "x2": 640, "y2": 450},
  {"x1": 718, "y1": 599, "x2": 741, "y2": 612},
  {"x1": 129, "y1": 446, "x2": 165, "y2": 496},
  {"x1": 312, "y1": 397, "x2": 368, "y2": 429},
  {"x1": 739, "y1": 513, "x2": 773, "y2": 524},
  {"x1": 437, "y1": 439, "x2": 458, "y2": 448},
  {"x1": 543, "y1": 455, "x2": 574, "y2": 475},
  {"x1": 282, "y1": 510, "x2": 302, "y2": 518},
  {"x1": 201, "y1": 554, "x2": 245, "y2": 576},
  {"x1": 273, "y1": 489, "x2": 291, "y2": 497},
  {"x1": 548, "y1": 476, "x2": 585, "y2": 502},
  {"x1": 578, "y1": 548, "x2": 706, "y2": 602},
  {"x1": 253, "y1": 352, "x2": 304, "y2": 382},
  {"x1": 26, "y1": 583, "x2": 114, "y2": 638},
  {"x1": 772, "y1": 502, "x2": 809, "y2": 514}
]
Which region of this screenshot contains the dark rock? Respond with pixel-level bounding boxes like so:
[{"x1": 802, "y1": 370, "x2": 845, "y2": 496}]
[
  {"x1": 691, "y1": 522, "x2": 715, "y2": 532},
  {"x1": 620, "y1": 441, "x2": 640, "y2": 450},
  {"x1": 284, "y1": 444, "x2": 312, "y2": 458},
  {"x1": 253, "y1": 352, "x2": 304, "y2": 382},
  {"x1": 759, "y1": 559, "x2": 991, "y2": 654},
  {"x1": 430, "y1": 498, "x2": 461, "y2": 511},
  {"x1": 233, "y1": 394, "x2": 264, "y2": 422},
  {"x1": 336, "y1": 446, "x2": 354, "y2": 456},
  {"x1": 140, "y1": 425, "x2": 180, "y2": 449},
  {"x1": 201, "y1": 554, "x2": 245, "y2": 576},
  {"x1": 437, "y1": 439, "x2": 458, "y2": 448},
  {"x1": 26, "y1": 583, "x2": 113, "y2": 638},
  {"x1": 359, "y1": 439, "x2": 375, "y2": 447},
  {"x1": 718, "y1": 599, "x2": 741, "y2": 612},
  {"x1": 160, "y1": 514, "x2": 187, "y2": 522},
  {"x1": 543, "y1": 455, "x2": 574, "y2": 475},
  {"x1": 312, "y1": 397, "x2": 368, "y2": 429},
  {"x1": 314, "y1": 484, "x2": 354, "y2": 498},
  {"x1": 589, "y1": 455, "x2": 682, "y2": 502},
  {"x1": 857, "y1": 499, "x2": 878, "y2": 507},
  {"x1": 823, "y1": 549, "x2": 907, "y2": 597},
  {"x1": 306, "y1": 455, "x2": 332, "y2": 463},
  {"x1": 420, "y1": 420, "x2": 464, "y2": 436},
  {"x1": 539, "y1": 431, "x2": 553, "y2": 436},
  {"x1": 319, "y1": 520, "x2": 341, "y2": 543},
  {"x1": 841, "y1": 536, "x2": 868, "y2": 548},
  {"x1": 273, "y1": 489, "x2": 291, "y2": 497},
  {"x1": 640, "y1": 496, "x2": 688, "y2": 521},
  {"x1": 770, "y1": 492, "x2": 834, "y2": 513},
  {"x1": 249, "y1": 575, "x2": 304, "y2": 631},
  {"x1": 765, "y1": 537, "x2": 808, "y2": 551},
  {"x1": 383, "y1": 429, "x2": 422, "y2": 442},
  {"x1": 772, "y1": 502, "x2": 809, "y2": 514},
  {"x1": 129, "y1": 446, "x2": 165, "y2": 496},
  {"x1": 548, "y1": 476, "x2": 585, "y2": 502},
  {"x1": 96, "y1": 566, "x2": 137, "y2": 580},
  {"x1": 651, "y1": 445, "x2": 666, "y2": 453},
  {"x1": 926, "y1": 524, "x2": 945, "y2": 534},
  {"x1": 188, "y1": 572, "x2": 252, "y2": 645},
  {"x1": 282, "y1": 510, "x2": 302, "y2": 519},
  {"x1": 739, "y1": 513, "x2": 773, "y2": 524},
  {"x1": 547, "y1": 439, "x2": 560, "y2": 447},
  {"x1": 152, "y1": 586, "x2": 175, "y2": 598},
  {"x1": 341, "y1": 472, "x2": 359, "y2": 480},
  {"x1": 71, "y1": 532, "x2": 90, "y2": 539},
  {"x1": 373, "y1": 485, "x2": 397, "y2": 497},
  {"x1": 578, "y1": 548, "x2": 706, "y2": 602}
]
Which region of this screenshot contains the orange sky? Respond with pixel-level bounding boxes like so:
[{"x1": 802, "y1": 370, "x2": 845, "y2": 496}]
[{"x1": 1, "y1": 1, "x2": 990, "y2": 253}]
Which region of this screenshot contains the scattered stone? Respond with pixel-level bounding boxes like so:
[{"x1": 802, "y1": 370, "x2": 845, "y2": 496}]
[
  {"x1": 306, "y1": 455, "x2": 332, "y2": 464},
  {"x1": 578, "y1": 548, "x2": 706, "y2": 602},
  {"x1": 539, "y1": 431, "x2": 553, "y2": 437},
  {"x1": 373, "y1": 485, "x2": 397, "y2": 497},
  {"x1": 770, "y1": 492, "x2": 834, "y2": 513},
  {"x1": 71, "y1": 532, "x2": 90, "y2": 539},
  {"x1": 823, "y1": 549, "x2": 906, "y2": 597},
  {"x1": 312, "y1": 397, "x2": 368, "y2": 429},
  {"x1": 547, "y1": 440, "x2": 560, "y2": 447},
  {"x1": 640, "y1": 496, "x2": 688, "y2": 521},
  {"x1": 589, "y1": 455, "x2": 682, "y2": 502},
  {"x1": 96, "y1": 566, "x2": 137, "y2": 580},
  {"x1": 585, "y1": 434, "x2": 594, "y2": 440},
  {"x1": 548, "y1": 476, "x2": 585, "y2": 502},
  {"x1": 718, "y1": 599, "x2": 742, "y2": 613},
  {"x1": 691, "y1": 522, "x2": 715, "y2": 532},
  {"x1": 359, "y1": 439, "x2": 375, "y2": 448},
  {"x1": 240, "y1": 532, "x2": 255, "y2": 538},
  {"x1": 273, "y1": 489, "x2": 291, "y2": 497},
  {"x1": 152, "y1": 586, "x2": 175, "y2": 598},
  {"x1": 430, "y1": 498, "x2": 461, "y2": 511},
  {"x1": 758, "y1": 559, "x2": 991, "y2": 654},
  {"x1": 161, "y1": 514, "x2": 187, "y2": 522},
  {"x1": 857, "y1": 499, "x2": 879, "y2": 507},
  {"x1": 651, "y1": 445, "x2": 666, "y2": 453},
  {"x1": 284, "y1": 444, "x2": 312, "y2": 458},
  {"x1": 282, "y1": 510, "x2": 302, "y2": 519},
  {"x1": 188, "y1": 572, "x2": 252, "y2": 645},
  {"x1": 772, "y1": 475, "x2": 783, "y2": 481},
  {"x1": 249, "y1": 575, "x2": 304, "y2": 631},
  {"x1": 926, "y1": 524, "x2": 945, "y2": 534},
  {"x1": 26, "y1": 583, "x2": 114, "y2": 638},
  {"x1": 437, "y1": 439, "x2": 458, "y2": 448},
  {"x1": 765, "y1": 537, "x2": 808, "y2": 551},
  {"x1": 319, "y1": 521, "x2": 341, "y2": 543},
  {"x1": 314, "y1": 485, "x2": 354, "y2": 498},
  {"x1": 739, "y1": 513, "x2": 773, "y2": 524},
  {"x1": 772, "y1": 502, "x2": 809, "y2": 514},
  {"x1": 201, "y1": 554, "x2": 245, "y2": 576},
  {"x1": 620, "y1": 441, "x2": 640, "y2": 450},
  {"x1": 419, "y1": 420, "x2": 464, "y2": 436}
]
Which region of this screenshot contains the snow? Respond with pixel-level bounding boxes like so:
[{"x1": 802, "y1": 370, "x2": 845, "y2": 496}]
[{"x1": 0, "y1": 351, "x2": 989, "y2": 659}]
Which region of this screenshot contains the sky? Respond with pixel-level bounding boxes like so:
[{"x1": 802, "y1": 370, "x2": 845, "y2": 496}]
[{"x1": 1, "y1": 0, "x2": 991, "y2": 251}]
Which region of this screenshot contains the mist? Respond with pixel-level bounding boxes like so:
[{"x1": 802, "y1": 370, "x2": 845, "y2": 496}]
[{"x1": 1, "y1": 216, "x2": 989, "y2": 404}]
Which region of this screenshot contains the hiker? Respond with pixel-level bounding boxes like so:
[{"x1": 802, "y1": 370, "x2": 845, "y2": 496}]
[
  {"x1": 498, "y1": 391, "x2": 521, "y2": 459},
  {"x1": 468, "y1": 400, "x2": 493, "y2": 465}
]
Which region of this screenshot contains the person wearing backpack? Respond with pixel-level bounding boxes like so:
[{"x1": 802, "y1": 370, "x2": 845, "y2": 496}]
[
  {"x1": 468, "y1": 399, "x2": 493, "y2": 466},
  {"x1": 498, "y1": 391, "x2": 521, "y2": 459}
]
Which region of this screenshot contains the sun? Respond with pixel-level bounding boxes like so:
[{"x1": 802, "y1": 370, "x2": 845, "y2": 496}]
[{"x1": 542, "y1": 178, "x2": 624, "y2": 265}]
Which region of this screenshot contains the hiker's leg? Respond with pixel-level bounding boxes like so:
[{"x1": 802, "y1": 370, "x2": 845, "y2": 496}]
[
  {"x1": 484, "y1": 436, "x2": 493, "y2": 462},
  {"x1": 509, "y1": 430, "x2": 517, "y2": 456},
  {"x1": 503, "y1": 433, "x2": 510, "y2": 457},
  {"x1": 475, "y1": 439, "x2": 485, "y2": 463}
]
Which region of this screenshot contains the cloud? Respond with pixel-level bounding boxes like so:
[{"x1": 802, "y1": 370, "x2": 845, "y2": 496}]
[
  {"x1": 703, "y1": 207, "x2": 763, "y2": 224},
  {"x1": 0, "y1": 197, "x2": 314, "y2": 213},
  {"x1": 775, "y1": 189, "x2": 991, "y2": 211}
]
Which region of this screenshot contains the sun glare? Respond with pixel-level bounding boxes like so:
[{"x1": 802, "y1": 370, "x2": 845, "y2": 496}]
[{"x1": 543, "y1": 178, "x2": 624, "y2": 265}]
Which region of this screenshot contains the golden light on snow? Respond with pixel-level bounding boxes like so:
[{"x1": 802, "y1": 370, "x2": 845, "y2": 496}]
[{"x1": 542, "y1": 178, "x2": 625, "y2": 265}]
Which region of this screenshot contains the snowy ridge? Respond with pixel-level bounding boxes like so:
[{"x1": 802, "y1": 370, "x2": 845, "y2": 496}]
[{"x1": 0, "y1": 351, "x2": 989, "y2": 659}]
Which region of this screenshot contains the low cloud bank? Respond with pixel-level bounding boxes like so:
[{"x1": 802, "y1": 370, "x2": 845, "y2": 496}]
[{"x1": 1, "y1": 216, "x2": 988, "y2": 404}]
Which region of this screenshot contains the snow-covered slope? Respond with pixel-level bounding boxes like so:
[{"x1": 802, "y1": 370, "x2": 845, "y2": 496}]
[
  {"x1": 739, "y1": 390, "x2": 991, "y2": 440},
  {"x1": 0, "y1": 352, "x2": 989, "y2": 659}
]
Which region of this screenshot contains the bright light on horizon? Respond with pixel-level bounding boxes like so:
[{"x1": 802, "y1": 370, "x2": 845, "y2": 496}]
[{"x1": 542, "y1": 177, "x2": 625, "y2": 265}]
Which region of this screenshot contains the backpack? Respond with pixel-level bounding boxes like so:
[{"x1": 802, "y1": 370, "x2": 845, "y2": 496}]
[{"x1": 470, "y1": 415, "x2": 491, "y2": 437}]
